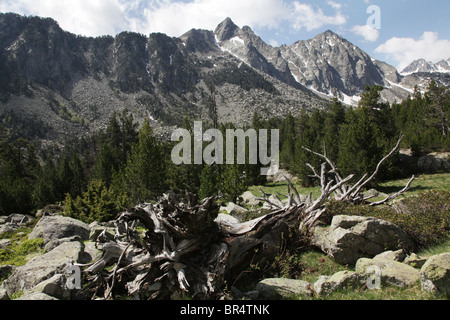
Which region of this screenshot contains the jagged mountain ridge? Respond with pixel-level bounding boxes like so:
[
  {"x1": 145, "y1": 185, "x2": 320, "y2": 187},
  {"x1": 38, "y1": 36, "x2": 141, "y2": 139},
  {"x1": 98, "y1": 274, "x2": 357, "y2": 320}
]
[
  {"x1": 401, "y1": 58, "x2": 450, "y2": 75},
  {"x1": 210, "y1": 18, "x2": 405, "y2": 104},
  {"x1": 0, "y1": 13, "x2": 329, "y2": 144},
  {"x1": 0, "y1": 13, "x2": 448, "y2": 145}
]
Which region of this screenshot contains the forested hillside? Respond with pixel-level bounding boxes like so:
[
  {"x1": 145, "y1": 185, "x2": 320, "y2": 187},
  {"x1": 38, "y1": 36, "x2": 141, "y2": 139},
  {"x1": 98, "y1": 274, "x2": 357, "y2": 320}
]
[{"x1": 0, "y1": 82, "x2": 448, "y2": 221}]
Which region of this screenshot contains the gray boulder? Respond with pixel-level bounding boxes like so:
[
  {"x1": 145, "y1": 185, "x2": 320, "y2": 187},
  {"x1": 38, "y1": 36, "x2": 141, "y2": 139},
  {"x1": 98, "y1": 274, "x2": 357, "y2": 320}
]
[
  {"x1": 16, "y1": 292, "x2": 59, "y2": 300},
  {"x1": 356, "y1": 257, "x2": 420, "y2": 287},
  {"x1": 31, "y1": 273, "x2": 70, "y2": 300},
  {"x1": 0, "y1": 239, "x2": 11, "y2": 249},
  {"x1": 404, "y1": 253, "x2": 428, "y2": 269},
  {"x1": 420, "y1": 253, "x2": 450, "y2": 296},
  {"x1": 28, "y1": 215, "x2": 90, "y2": 245},
  {"x1": 5, "y1": 214, "x2": 35, "y2": 225},
  {"x1": 311, "y1": 215, "x2": 414, "y2": 265},
  {"x1": 256, "y1": 278, "x2": 313, "y2": 299},
  {"x1": 2, "y1": 241, "x2": 84, "y2": 297},
  {"x1": 80, "y1": 241, "x2": 103, "y2": 265},
  {"x1": 215, "y1": 213, "x2": 240, "y2": 228},
  {"x1": 266, "y1": 168, "x2": 296, "y2": 183},
  {"x1": 417, "y1": 152, "x2": 450, "y2": 173},
  {"x1": 44, "y1": 235, "x2": 83, "y2": 253},
  {"x1": 89, "y1": 221, "x2": 116, "y2": 241},
  {"x1": 373, "y1": 249, "x2": 406, "y2": 262},
  {"x1": 0, "y1": 287, "x2": 9, "y2": 300},
  {"x1": 0, "y1": 223, "x2": 20, "y2": 237},
  {"x1": 240, "y1": 191, "x2": 261, "y2": 206},
  {"x1": 314, "y1": 271, "x2": 368, "y2": 296},
  {"x1": 221, "y1": 202, "x2": 248, "y2": 215}
]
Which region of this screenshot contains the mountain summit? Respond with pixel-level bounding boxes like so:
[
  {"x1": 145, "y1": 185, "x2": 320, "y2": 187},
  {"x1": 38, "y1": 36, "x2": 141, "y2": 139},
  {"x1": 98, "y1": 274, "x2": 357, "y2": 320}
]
[{"x1": 214, "y1": 17, "x2": 239, "y2": 42}]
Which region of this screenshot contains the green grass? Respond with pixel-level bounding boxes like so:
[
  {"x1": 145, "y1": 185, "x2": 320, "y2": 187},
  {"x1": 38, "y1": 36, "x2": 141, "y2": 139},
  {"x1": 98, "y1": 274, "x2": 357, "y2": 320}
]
[
  {"x1": 311, "y1": 284, "x2": 441, "y2": 300},
  {"x1": 418, "y1": 238, "x2": 450, "y2": 258},
  {"x1": 378, "y1": 173, "x2": 450, "y2": 197},
  {"x1": 0, "y1": 221, "x2": 44, "y2": 267},
  {"x1": 247, "y1": 173, "x2": 450, "y2": 205},
  {"x1": 297, "y1": 250, "x2": 351, "y2": 284}
]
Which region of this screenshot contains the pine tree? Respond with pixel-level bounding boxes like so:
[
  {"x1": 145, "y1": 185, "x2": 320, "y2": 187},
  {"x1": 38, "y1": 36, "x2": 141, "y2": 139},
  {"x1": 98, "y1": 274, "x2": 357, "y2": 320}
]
[
  {"x1": 221, "y1": 163, "x2": 247, "y2": 203},
  {"x1": 0, "y1": 130, "x2": 39, "y2": 214},
  {"x1": 63, "y1": 179, "x2": 130, "y2": 223},
  {"x1": 280, "y1": 112, "x2": 297, "y2": 171},
  {"x1": 323, "y1": 98, "x2": 346, "y2": 161},
  {"x1": 338, "y1": 107, "x2": 381, "y2": 184},
  {"x1": 33, "y1": 158, "x2": 58, "y2": 208},
  {"x1": 122, "y1": 119, "x2": 166, "y2": 202},
  {"x1": 425, "y1": 81, "x2": 449, "y2": 138},
  {"x1": 198, "y1": 165, "x2": 219, "y2": 199}
]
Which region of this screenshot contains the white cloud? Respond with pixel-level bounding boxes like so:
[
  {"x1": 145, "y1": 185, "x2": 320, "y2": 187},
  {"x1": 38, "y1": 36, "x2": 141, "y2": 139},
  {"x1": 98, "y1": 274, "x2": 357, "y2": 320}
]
[
  {"x1": 135, "y1": 0, "x2": 290, "y2": 37},
  {"x1": 0, "y1": 0, "x2": 350, "y2": 38},
  {"x1": 0, "y1": 0, "x2": 129, "y2": 37},
  {"x1": 375, "y1": 32, "x2": 450, "y2": 71},
  {"x1": 291, "y1": 2, "x2": 346, "y2": 31},
  {"x1": 351, "y1": 24, "x2": 379, "y2": 42},
  {"x1": 327, "y1": 1, "x2": 343, "y2": 10}
]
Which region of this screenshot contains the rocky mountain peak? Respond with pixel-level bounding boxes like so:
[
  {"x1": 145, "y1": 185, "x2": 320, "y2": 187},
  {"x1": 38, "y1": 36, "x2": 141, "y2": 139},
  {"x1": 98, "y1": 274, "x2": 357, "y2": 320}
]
[
  {"x1": 180, "y1": 28, "x2": 216, "y2": 53},
  {"x1": 401, "y1": 58, "x2": 450, "y2": 75},
  {"x1": 214, "y1": 17, "x2": 239, "y2": 42}
]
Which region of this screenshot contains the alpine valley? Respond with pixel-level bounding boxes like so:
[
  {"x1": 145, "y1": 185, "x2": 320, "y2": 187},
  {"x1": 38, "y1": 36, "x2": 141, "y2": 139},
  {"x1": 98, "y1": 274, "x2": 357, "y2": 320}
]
[{"x1": 1, "y1": 13, "x2": 449, "y2": 144}]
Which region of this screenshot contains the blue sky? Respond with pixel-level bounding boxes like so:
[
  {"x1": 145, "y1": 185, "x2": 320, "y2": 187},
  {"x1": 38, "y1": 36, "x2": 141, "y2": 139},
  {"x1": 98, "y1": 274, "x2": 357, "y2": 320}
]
[{"x1": 1, "y1": 0, "x2": 449, "y2": 71}]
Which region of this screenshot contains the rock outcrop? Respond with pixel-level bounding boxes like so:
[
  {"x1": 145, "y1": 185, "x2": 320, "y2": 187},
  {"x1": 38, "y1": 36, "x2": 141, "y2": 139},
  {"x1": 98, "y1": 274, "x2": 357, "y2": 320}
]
[
  {"x1": 256, "y1": 278, "x2": 313, "y2": 299},
  {"x1": 420, "y1": 253, "x2": 450, "y2": 296},
  {"x1": 355, "y1": 257, "x2": 420, "y2": 287},
  {"x1": 311, "y1": 215, "x2": 415, "y2": 265},
  {"x1": 28, "y1": 215, "x2": 90, "y2": 245}
]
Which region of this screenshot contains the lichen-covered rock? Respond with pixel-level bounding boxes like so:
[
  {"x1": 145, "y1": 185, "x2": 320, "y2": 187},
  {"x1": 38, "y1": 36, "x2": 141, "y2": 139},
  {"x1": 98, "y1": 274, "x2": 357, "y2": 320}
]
[
  {"x1": 404, "y1": 253, "x2": 428, "y2": 269},
  {"x1": 2, "y1": 241, "x2": 84, "y2": 296},
  {"x1": 256, "y1": 278, "x2": 313, "y2": 299},
  {"x1": 314, "y1": 271, "x2": 368, "y2": 296},
  {"x1": 28, "y1": 215, "x2": 90, "y2": 245},
  {"x1": 311, "y1": 215, "x2": 414, "y2": 265},
  {"x1": 16, "y1": 292, "x2": 59, "y2": 300},
  {"x1": 356, "y1": 257, "x2": 420, "y2": 287},
  {"x1": 0, "y1": 287, "x2": 9, "y2": 300},
  {"x1": 373, "y1": 250, "x2": 406, "y2": 262},
  {"x1": 31, "y1": 273, "x2": 70, "y2": 300},
  {"x1": 240, "y1": 191, "x2": 261, "y2": 206},
  {"x1": 420, "y1": 253, "x2": 450, "y2": 296}
]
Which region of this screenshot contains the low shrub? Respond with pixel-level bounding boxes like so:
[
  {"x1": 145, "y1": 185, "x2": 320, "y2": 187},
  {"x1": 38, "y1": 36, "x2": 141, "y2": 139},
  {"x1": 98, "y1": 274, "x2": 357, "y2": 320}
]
[
  {"x1": 63, "y1": 180, "x2": 131, "y2": 224},
  {"x1": 325, "y1": 191, "x2": 450, "y2": 249}
]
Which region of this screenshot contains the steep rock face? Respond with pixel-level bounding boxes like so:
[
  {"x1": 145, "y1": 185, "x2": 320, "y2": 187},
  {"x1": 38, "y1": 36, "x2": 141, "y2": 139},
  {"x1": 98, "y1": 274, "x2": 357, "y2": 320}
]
[
  {"x1": 214, "y1": 18, "x2": 301, "y2": 89},
  {"x1": 281, "y1": 30, "x2": 385, "y2": 97},
  {"x1": 0, "y1": 14, "x2": 330, "y2": 143},
  {"x1": 0, "y1": 14, "x2": 86, "y2": 94},
  {"x1": 214, "y1": 17, "x2": 239, "y2": 42}
]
